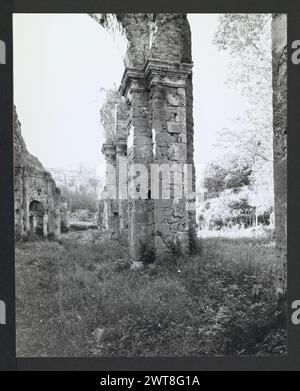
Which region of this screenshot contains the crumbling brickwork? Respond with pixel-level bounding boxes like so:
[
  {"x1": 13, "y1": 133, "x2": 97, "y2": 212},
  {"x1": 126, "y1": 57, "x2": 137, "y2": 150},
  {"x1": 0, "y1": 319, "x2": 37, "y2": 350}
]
[
  {"x1": 272, "y1": 14, "x2": 287, "y2": 262},
  {"x1": 95, "y1": 13, "x2": 287, "y2": 263},
  {"x1": 94, "y1": 13, "x2": 196, "y2": 260},
  {"x1": 14, "y1": 107, "x2": 69, "y2": 239}
]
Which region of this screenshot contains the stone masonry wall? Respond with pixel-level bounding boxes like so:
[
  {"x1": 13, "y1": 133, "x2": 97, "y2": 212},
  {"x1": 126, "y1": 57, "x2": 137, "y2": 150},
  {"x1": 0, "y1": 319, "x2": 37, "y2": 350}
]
[
  {"x1": 272, "y1": 14, "x2": 287, "y2": 262},
  {"x1": 14, "y1": 107, "x2": 68, "y2": 239},
  {"x1": 94, "y1": 13, "x2": 196, "y2": 261},
  {"x1": 95, "y1": 13, "x2": 288, "y2": 263}
]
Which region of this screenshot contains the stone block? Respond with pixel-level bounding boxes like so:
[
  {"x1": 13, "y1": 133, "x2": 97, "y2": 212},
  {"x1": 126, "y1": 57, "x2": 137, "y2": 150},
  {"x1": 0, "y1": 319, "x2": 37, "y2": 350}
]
[
  {"x1": 167, "y1": 122, "x2": 181, "y2": 134},
  {"x1": 168, "y1": 143, "x2": 186, "y2": 161},
  {"x1": 167, "y1": 93, "x2": 181, "y2": 106},
  {"x1": 156, "y1": 223, "x2": 171, "y2": 236}
]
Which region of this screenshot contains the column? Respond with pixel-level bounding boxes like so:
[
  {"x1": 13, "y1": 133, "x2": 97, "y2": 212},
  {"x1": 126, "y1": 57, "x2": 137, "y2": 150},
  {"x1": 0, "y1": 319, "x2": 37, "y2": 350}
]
[
  {"x1": 185, "y1": 73, "x2": 197, "y2": 248},
  {"x1": 272, "y1": 14, "x2": 287, "y2": 262},
  {"x1": 101, "y1": 143, "x2": 118, "y2": 238},
  {"x1": 43, "y1": 213, "x2": 48, "y2": 238},
  {"x1": 14, "y1": 164, "x2": 24, "y2": 237},
  {"x1": 145, "y1": 59, "x2": 193, "y2": 255},
  {"x1": 115, "y1": 100, "x2": 129, "y2": 237},
  {"x1": 115, "y1": 141, "x2": 128, "y2": 235},
  {"x1": 32, "y1": 214, "x2": 37, "y2": 233},
  {"x1": 54, "y1": 209, "x2": 61, "y2": 240},
  {"x1": 120, "y1": 68, "x2": 153, "y2": 261},
  {"x1": 22, "y1": 167, "x2": 30, "y2": 234},
  {"x1": 60, "y1": 203, "x2": 70, "y2": 233}
]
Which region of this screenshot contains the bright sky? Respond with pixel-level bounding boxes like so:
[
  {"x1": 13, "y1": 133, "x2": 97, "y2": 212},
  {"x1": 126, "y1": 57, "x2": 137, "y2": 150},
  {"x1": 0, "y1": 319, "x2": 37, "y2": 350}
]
[{"x1": 13, "y1": 13, "x2": 249, "y2": 170}]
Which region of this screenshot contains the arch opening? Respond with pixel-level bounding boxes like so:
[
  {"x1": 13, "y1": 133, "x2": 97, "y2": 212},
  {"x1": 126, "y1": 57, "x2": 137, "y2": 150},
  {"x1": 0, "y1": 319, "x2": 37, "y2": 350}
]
[{"x1": 29, "y1": 200, "x2": 45, "y2": 236}]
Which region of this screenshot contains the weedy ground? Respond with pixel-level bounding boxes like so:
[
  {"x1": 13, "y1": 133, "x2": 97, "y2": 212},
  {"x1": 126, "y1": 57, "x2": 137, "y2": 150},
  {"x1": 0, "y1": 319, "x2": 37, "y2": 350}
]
[{"x1": 16, "y1": 232, "x2": 287, "y2": 357}]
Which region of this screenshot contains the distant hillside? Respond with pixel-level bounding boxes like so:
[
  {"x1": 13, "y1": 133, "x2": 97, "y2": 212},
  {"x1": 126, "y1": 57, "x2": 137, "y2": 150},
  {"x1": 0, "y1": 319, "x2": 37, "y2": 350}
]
[
  {"x1": 47, "y1": 164, "x2": 104, "y2": 213},
  {"x1": 47, "y1": 164, "x2": 104, "y2": 194}
]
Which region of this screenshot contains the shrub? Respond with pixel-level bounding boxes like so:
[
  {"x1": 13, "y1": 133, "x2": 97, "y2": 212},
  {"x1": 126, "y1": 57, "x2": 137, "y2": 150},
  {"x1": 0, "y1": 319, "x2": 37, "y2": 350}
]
[
  {"x1": 15, "y1": 231, "x2": 23, "y2": 242},
  {"x1": 188, "y1": 225, "x2": 202, "y2": 255},
  {"x1": 139, "y1": 242, "x2": 156, "y2": 264},
  {"x1": 75, "y1": 209, "x2": 91, "y2": 222},
  {"x1": 61, "y1": 222, "x2": 69, "y2": 233},
  {"x1": 21, "y1": 232, "x2": 42, "y2": 242},
  {"x1": 47, "y1": 232, "x2": 56, "y2": 241}
]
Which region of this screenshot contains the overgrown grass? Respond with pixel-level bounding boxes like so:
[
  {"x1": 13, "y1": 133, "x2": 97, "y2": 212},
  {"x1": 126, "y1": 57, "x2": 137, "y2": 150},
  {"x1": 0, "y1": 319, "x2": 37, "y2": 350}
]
[{"x1": 16, "y1": 234, "x2": 287, "y2": 357}]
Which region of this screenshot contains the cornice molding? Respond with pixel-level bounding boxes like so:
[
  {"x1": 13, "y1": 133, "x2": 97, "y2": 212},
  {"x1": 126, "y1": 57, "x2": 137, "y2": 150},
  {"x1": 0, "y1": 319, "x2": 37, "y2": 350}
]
[
  {"x1": 119, "y1": 59, "x2": 193, "y2": 95},
  {"x1": 145, "y1": 59, "x2": 193, "y2": 88}
]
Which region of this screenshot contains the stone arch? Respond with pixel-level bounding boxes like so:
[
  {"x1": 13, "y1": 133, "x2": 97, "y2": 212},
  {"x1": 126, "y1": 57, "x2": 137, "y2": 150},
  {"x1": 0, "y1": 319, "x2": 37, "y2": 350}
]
[
  {"x1": 92, "y1": 13, "x2": 287, "y2": 264},
  {"x1": 92, "y1": 13, "x2": 196, "y2": 260}
]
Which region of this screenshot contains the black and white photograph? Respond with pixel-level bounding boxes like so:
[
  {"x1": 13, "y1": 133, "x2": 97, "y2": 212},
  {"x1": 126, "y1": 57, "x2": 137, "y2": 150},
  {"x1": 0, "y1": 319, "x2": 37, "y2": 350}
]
[{"x1": 12, "y1": 13, "x2": 287, "y2": 358}]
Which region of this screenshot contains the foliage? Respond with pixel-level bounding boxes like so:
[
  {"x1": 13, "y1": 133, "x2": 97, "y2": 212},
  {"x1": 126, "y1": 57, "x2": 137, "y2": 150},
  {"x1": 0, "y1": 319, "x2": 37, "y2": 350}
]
[
  {"x1": 200, "y1": 187, "x2": 252, "y2": 229},
  {"x1": 90, "y1": 14, "x2": 125, "y2": 36},
  {"x1": 201, "y1": 157, "x2": 273, "y2": 230},
  {"x1": 139, "y1": 242, "x2": 156, "y2": 264},
  {"x1": 199, "y1": 185, "x2": 274, "y2": 230},
  {"x1": 99, "y1": 88, "x2": 121, "y2": 141},
  {"x1": 204, "y1": 160, "x2": 252, "y2": 197},
  {"x1": 16, "y1": 234, "x2": 287, "y2": 357},
  {"x1": 213, "y1": 14, "x2": 271, "y2": 56},
  {"x1": 213, "y1": 14, "x2": 273, "y2": 191},
  {"x1": 20, "y1": 232, "x2": 44, "y2": 243},
  {"x1": 69, "y1": 222, "x2": 98, "y2": 231},
  {"x1": 188, "y1": 225, "x2": 202, "y2": 256},
  {"x1": 74, "y1": 209, "x2": 91, "y2": 222},
  {"x1": 61, "y1": 186, "x2": 98, "y2": 214}
]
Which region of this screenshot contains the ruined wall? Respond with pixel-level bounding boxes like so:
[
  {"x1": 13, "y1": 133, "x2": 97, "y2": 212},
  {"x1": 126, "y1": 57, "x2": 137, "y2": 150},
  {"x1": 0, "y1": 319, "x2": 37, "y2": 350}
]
[
  {"x1": 14, "y1": 107, "x2": 67, "y2": 239},
  {"x1": 115, "y1": 101, "x2": 129, "y2": 235},
  {"x1": 90, "y1": 13, "x2": 151, "y2": 69},
  {"x1": 94, "y1": 13, "x2": 196, "y2": 261},
  {"x1": 272, "y1": 14, "x2": 287, "y2": 262},
  {"x1": 99, "y1": 97, "x2": 129, "y2": 239},
  {"x1": 95, "y1": 13, "x2": 288, "y2": 263}
]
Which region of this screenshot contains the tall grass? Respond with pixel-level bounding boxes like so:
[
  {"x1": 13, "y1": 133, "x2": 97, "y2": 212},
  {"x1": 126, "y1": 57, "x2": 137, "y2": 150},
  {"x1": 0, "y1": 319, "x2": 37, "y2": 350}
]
[{"x1": 16, "y1": 234, "x2": 287, "y2": 357}]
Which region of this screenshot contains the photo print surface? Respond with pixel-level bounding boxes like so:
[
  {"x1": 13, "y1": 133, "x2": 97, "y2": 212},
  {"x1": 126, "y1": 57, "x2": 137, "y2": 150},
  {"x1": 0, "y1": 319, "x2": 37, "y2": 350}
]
[{"x1": 13, "y1": 13, "x2": 287, "y2": 357}]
